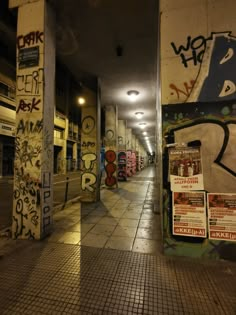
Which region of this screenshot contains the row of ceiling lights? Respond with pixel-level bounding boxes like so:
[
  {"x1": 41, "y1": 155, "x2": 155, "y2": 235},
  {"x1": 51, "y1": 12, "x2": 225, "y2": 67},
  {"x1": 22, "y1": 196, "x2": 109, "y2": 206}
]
[
  {"x1": 77, "y1": 91, "x2": 153, "y2": 153},
  {"x1": 127, "y1": 90, "x2": 153, "y2": 154}
]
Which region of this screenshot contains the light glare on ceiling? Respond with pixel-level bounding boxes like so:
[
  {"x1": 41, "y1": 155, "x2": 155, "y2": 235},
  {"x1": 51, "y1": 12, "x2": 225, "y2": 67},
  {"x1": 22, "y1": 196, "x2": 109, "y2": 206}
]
[
  {"x1": 127, "y1": 90, "x2": 139, "y2": 102},
  {"x1": 135, "y1": 111, "x2": 144, "y2": 119}
]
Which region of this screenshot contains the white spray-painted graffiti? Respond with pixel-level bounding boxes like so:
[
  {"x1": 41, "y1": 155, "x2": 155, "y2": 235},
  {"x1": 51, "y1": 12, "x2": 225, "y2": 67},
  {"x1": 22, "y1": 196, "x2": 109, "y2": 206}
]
[{"x1": 81, "y1": 153, "x2": 97, "y2": 192}]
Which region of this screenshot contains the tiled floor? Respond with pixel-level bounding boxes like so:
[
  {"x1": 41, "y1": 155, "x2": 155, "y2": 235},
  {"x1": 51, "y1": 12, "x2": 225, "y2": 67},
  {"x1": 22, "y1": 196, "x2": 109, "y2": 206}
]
[
  {"x1": 47, "y1": 166, "x2": 161, "y2": 255},
  {"x1": 0, "y1": 166, "x2": 236, "y2": 314}
]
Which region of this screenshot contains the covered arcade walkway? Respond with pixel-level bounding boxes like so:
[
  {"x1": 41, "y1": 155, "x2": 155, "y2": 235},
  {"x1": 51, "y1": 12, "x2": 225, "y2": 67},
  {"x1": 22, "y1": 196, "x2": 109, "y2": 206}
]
[{"x1": 0, "y1": 166, "x2": 235, "y2": 314}]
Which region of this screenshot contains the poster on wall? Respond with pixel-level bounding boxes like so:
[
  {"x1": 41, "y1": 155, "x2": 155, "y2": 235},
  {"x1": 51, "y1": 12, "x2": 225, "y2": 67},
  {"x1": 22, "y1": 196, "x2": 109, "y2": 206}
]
[
  {"x1": 169, "y1": 146, "x2": 204, "y2": 191},
  {"x1": 207, "y1": 193, "x2": 236, "y2": 241},
  {"x1": 173, "y1": 191, "x2": 207, "y2": 237}
]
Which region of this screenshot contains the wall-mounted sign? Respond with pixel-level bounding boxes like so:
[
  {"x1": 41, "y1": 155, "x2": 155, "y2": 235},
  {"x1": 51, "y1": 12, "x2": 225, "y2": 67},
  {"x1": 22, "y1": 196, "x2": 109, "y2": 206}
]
[
  {"x1": 169, "y1": 146, "x2": 204, "y2": 191},
  {"x1": 173, "y1": 191, "x2": 207, "y2": 237},
  {"x1": 207, "y1": 193, "x2": 236, "y2": 241},
  {"x1": 18, "y1": 46, "x2": 39, "y2": 69}
]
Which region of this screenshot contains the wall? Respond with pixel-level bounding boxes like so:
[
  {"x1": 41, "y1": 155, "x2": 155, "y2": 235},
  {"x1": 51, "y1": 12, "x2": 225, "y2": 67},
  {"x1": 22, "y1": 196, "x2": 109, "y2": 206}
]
[{"x1": 160, "y1": 0, "x2": 236, "y2": 260}]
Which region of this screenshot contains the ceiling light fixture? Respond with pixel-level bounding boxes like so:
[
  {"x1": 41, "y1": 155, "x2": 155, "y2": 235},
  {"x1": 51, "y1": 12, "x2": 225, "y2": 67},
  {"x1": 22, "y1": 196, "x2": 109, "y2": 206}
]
[
  {"x1": 127, "y1": 90, "x2": 139, "y2": 102},
  {"x1": 135, "y1": 111, "x2": 144, "y2": 119},
  {"x1": 142, "y1": 131, "x2": 147, "y2": 135},
  {"x1": 138, "y1": 122, "x2": 146, "y2": 129},
  {"x1": 78, "y1": 97, "x2": 86, "y2": 105}
]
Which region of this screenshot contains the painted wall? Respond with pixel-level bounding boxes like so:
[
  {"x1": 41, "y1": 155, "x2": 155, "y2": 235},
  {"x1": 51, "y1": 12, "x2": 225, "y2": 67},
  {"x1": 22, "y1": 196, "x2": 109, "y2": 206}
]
[
  {"x1": 104, "y1": 105, "x2": 117, "y2": 188},
  {"x1": 160, "y1": 0, "x2": 236, "y2": 260},
  {"x1": 13, "y1": 0, "x2": 55, "y2": 239}
]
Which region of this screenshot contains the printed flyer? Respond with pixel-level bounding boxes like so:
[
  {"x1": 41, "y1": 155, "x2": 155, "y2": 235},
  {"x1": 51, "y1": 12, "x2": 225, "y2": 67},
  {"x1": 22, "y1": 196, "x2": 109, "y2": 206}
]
[
  {"x1": 207, "y1": 193, "x2": 236, "y2": 241},
  {"x1": 172, "y1": 191, "x2": 207, "y2": 237},
  {"x1": 169, "y1": 146, "x2": 204, "y2": 191}
]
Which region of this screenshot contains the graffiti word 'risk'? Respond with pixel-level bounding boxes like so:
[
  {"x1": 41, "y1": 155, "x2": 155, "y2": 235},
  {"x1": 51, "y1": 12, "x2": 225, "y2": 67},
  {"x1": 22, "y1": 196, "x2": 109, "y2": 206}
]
[{"x1": 17, "y1": 98, "x2": 41, "y2": 113}]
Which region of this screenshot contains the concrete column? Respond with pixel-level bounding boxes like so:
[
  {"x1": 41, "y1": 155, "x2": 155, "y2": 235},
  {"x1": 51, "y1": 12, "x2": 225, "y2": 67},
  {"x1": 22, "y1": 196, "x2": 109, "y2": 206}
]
[
  {"x1": 72, "y1": 142, "x2": 77, "y2": 170},
  {"x1": 131, "y1": 133, "x2": 136, "y2": 175},
  {"x1": 80, "y1": 86, "x2": 100, "y2": 201},
  {"x1": 11, "y1": 0, "x2": 55, "y2": 239},
  {"x1": 104, "y1": 105, "x2": 118, "y2": 188},
  {"x1": 135, "y1": 138, "x2": 140, "y2": 172},
  {"x1": 118, "y1": 119, "x2": 127, "y2": 181},
  {"x1": 0, "y1": 142, "x2": 3, "y2": 177},
  {"x1": 126, "y1": 128, "x2": 132, "y2": 177}
]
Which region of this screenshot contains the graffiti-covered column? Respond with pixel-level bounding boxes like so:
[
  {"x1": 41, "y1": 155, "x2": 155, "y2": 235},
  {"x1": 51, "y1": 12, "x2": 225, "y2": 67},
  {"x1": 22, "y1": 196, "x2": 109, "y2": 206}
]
[
  {"x1": 104, "y1": 105, "x2": 118, "y2": 188},
  {"x1": 80, "y1": 87, "x2": 100, "y2": 201},
  {"x1": 10, "y1": 0, "x2": 55, "y2": 239},
  {"x1": 118, "y1": 120, "x2": 127, "y2": 181},
  {"x1": 126, "y1": 128, "x2": 132, "y2": 177},
  {"x1": 131, "y1": 133, "x2": 136, "y2": 175}
]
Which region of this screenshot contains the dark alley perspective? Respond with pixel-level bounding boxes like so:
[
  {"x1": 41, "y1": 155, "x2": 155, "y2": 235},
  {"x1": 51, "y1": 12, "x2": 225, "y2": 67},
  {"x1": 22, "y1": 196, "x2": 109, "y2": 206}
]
[{"x1": 0, "y1": 0, "x2": 236, "y2": 314}]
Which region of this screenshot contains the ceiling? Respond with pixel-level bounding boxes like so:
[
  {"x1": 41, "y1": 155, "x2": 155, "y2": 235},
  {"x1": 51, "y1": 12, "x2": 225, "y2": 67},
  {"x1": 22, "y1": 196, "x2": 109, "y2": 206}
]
[
  {"x1": 1, "y1": 0, "x2": 158, "y2": 153},
  {"x1": 50, "y1": 0, "x2": 158, "y2": 153}
]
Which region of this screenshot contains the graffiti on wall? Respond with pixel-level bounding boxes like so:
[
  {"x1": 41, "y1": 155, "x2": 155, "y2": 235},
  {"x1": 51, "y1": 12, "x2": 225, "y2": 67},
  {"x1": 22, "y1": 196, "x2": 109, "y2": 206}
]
[
  {"x1": 169, "y1": 80, "x2": 195, "y2": 100},
  {"x1": 189, "y1": 32, "x2": 236, "y2": 102},
  {"x1": 13, "y1": 27, "x2": 53, "y2": 239},
  {"x1": 169, "y1": 32, "x2": 236, "y2": 103},
  {"x1": 171, "y1": 35, "x2": 210, "y2": 68},
  {"x1": 162, "y1": 101, "x2": 236, "y2": 259},
  {"x1": 105, "y1": 150, "x2": 117, "y2": 187},
  {"x1": 81, "y1": 153, "x2": 97, "y2": 192}
]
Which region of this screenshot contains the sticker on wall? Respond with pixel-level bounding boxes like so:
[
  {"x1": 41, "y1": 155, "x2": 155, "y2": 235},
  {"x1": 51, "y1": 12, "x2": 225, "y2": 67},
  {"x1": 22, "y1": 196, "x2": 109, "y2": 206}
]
[
  {"x1": 172, "y1": 191, "x2": 207, "y2": 238},
  {"x1": 207, "y1": 193, "x2": 236, "y2": 242},
  {"x1": 168, "y1": 146, "x2": 203, "y2": 191}
]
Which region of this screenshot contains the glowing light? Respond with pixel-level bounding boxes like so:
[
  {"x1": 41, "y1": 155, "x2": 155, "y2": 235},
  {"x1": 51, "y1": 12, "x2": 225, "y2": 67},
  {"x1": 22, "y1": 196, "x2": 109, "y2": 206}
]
[
  {"x1": 127, "y1": 90, "x2": 139, "y2": 102},
  {"x1": 78, "y1": 97, "x2": 86, "y2": 105},
  {"x1": 135, "y1": 112, "x2": 144, "y2": 119}
]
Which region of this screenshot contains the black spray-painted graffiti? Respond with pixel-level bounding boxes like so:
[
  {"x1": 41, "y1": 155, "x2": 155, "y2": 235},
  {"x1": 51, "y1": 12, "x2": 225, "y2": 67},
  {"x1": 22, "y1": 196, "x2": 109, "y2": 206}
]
[
  {"x1": 15, "y1": 137, "x2": 42, "y2": 167},
  {"x1": 81, "y1": 153, "x2": 97, "y2": 192},
  {"x1": 17, "y1": 98, "x2": 41, "y2": 113},
  {"x1": 82, "y1": 116, "x2": 95, "y2": 134},
  {"x1": 16, "y1": 119, "x2": 43, "y2": 135},
  {"x1": 17, "y1": 31, "x2": 44, "y2": 49},
  {"x1": 81, "y1": 141, "x2": 95, "y2": 148},
  {"x1": 13, "y1": 166, "x2": 41, "y2": 238},
  {"x1": 171, "y1": 35, "x2": 210, "y2": 68},
  {"x1": 17, "y1": 68, "x2": 44, "y2": 95},
  {"x1": 42, "y1": 172, "x2": 52, "y2": 233}
]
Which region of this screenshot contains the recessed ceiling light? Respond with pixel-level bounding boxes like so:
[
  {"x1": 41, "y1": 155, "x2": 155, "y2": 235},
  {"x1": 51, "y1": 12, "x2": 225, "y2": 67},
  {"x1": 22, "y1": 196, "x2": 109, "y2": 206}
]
[
  {"x1": 138, "y1": 122, "x2": 146, "y2": 129},
  {"x1": 142, "y1": 131, "x2": 147, "y2": 135},
  {"x1": 127, "y1": 90, "x2": 139, "y2": 102},
  {"x1": 135, "y1": 112, "x2": 144, "y2": 119}
]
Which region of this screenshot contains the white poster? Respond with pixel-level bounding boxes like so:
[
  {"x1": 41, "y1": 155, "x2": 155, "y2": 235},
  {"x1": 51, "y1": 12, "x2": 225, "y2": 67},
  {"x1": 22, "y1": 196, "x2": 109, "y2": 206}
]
[
  {"x1": 207, "y1": 193, "x2": 236, "y2": 241},
  {"x1": 169, "y1": 147, "x2": 204, "y2": 191},
  {"x1": 173, "y1": 191, "x2": 207, "y2": 237}
]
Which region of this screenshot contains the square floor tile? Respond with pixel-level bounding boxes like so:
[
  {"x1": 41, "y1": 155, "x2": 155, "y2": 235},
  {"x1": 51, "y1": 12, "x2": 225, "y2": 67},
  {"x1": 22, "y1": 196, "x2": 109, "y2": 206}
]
[
  {"x1": 80, "y1": 233, "x2": 109, "y2": 248},
  {"x1": 58, "y1": 232, "x2": 81, "y2": 244},
  {"x1": 112, "y1": 226, "x2": 137, "y2": 238},
  {"x1": 136, "y1": 227, "x2": 159, "y2": 240},
  {"x1": 90, "y1": 224, "x2": 116, "y2": 236},
  {"x1": 81, "y1": 215, "x2": 103, "y2": 224},
  {"x1": 122, "y1": 211, "x2": 142, "y2": 219},
  {"x1": 68, "y1": 223, "x2": 81, "y2": 232},
  {"x1": 119, "y1": 218, "x2": 139, "y2": 228},
  {"x1": 80, "y1": 223, "x2": 95, "y2": 236},
  {"x1": 105, "y1": 236, "x2": 134, "y2": 251},
  {"x1": 97, "y1": 216, "x2": 119, "y2": 226},
  {"x1": 133, "y1": 238, "x2": 160, "y2": 254}
]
